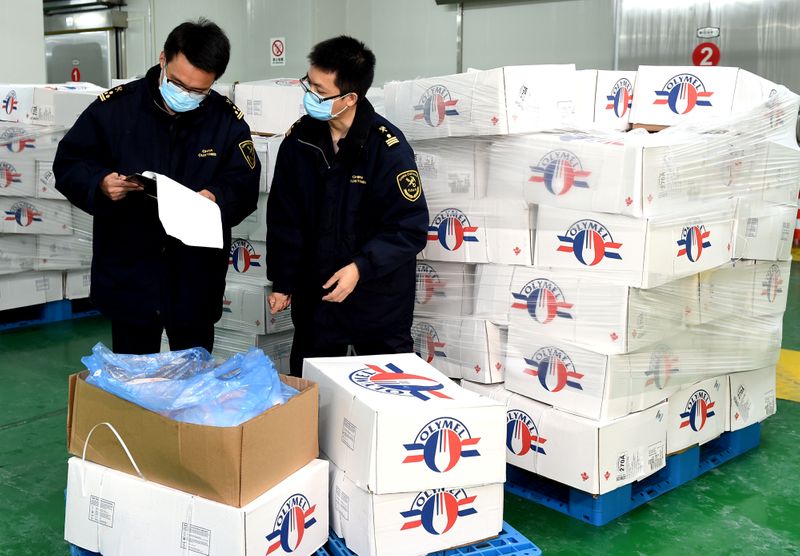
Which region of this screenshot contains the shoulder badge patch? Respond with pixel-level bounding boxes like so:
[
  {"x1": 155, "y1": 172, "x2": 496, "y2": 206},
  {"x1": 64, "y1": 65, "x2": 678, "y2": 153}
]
[
  {"x1": 98, "y1": 85, "x2": 126, "y2": 102},
  {"x1": 377, "y1": 125, "x2": 400, "y2": 148},
  {"x1": 226, "y1": 97, "x2": 244, "y2": 120},
  {"x1": 239, "y1": 140, "x2": 257, "y2": 170},
  {"x1": 396, "y1": 169, "x2": 421, "y2": 202}
]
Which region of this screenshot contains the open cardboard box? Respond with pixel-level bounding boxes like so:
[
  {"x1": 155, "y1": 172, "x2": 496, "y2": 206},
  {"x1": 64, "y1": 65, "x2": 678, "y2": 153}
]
[{"x1": 67, "y1": 371, "x2": 318, "y2": 507}]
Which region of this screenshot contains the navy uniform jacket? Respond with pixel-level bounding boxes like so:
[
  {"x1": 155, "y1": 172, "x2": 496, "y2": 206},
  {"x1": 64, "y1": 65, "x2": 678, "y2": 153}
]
[
  {"x1": 54, "y1": 64, "x2": 260, "y2": 326},
  {"x1": 267, "y1": 99, "x2": 428, "y2": 343}
]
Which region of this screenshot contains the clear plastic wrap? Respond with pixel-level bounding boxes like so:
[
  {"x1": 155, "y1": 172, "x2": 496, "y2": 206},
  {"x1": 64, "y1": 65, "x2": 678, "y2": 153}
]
[
  {"x1": 83, "y1": 342, "x2": 297, "y2": 427},
  {"x1": 210, "y1": 328, "x2": 294, "y2": 376},
  {"x1": 219, "y1": 281, "x2": 293, "y2": 335}
]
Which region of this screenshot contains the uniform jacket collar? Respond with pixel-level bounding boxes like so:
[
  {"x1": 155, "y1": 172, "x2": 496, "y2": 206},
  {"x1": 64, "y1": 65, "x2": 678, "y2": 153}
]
[{"x1": 295, "y1": 99, "x2": 376, "y2": 166}]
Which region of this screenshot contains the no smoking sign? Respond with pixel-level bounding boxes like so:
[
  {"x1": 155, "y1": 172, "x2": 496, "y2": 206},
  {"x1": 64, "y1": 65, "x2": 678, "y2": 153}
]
[{"x1": 271, "y1": 37, "x2": 286, "y2": 67}]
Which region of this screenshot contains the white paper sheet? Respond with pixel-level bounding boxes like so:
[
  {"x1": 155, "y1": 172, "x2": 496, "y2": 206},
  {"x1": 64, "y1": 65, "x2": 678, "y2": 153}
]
[{"x1": 144, "y1": 171, "x2": 223, "y2": 249}]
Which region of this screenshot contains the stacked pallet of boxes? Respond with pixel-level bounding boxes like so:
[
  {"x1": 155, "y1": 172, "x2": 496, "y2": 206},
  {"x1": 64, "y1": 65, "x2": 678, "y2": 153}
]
[
  {"x1": 304, "y1": 353, "x2": 506, "y2": 556},
  {"x1": 386, "y1": 65, "x2": 797, "y2": 499},
  {"x1": 0, "y1": 84, "x2": 102, "y2": 313},
  {"x1": 64, "y1": 354, "x2": 326, "y2": 555}
]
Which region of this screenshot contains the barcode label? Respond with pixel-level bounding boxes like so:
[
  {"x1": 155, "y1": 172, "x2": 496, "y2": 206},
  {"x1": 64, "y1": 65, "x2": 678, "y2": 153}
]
[
  {"x1": 181, "y1": 523, "x2": 211, "y2": 555},
  {"x1": 745, "y1": 217, "x2": 759, "y2": 238},
  {"x1": 342, "y1": 418, "x2": 357, "y2": 450},
  {"x1": 88, "y1": 495, "x2": 114, "y2": 528}
]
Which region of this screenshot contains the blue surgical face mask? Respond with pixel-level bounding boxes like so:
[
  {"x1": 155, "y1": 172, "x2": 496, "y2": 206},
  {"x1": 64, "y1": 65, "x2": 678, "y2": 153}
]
[
  {"x1": 159, "y1": 67, "x2": 206, "y2": 113},
  {"x1": 303, "y1": 90, "x2": 349, "y2": 121}
]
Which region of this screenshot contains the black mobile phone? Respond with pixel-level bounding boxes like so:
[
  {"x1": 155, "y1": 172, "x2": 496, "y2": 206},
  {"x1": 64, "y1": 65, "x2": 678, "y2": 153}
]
[{"x1": 125, "y1": 173, "x2": 157, "y2": 198}]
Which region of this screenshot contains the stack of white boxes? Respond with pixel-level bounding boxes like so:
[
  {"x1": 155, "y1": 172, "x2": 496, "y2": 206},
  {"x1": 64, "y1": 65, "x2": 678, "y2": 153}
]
[
  {"x1": 387, "y1": 64, "x2": 797, "y2": 496},
  {"x1": 0, "y1": 83, "x2": 102, "y2": 311},
  {"x1": 303, "y1": 353, "x2": 506, "y2": 556}
]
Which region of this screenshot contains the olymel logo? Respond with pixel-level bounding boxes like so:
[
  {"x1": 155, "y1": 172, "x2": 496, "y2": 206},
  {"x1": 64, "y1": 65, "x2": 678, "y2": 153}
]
[
  {"x1": 427, "y1": 208, "x2": 478, "y2": 252},
  {"x1": 415, "y1": 263, "x2": 446, "y2": 305},
  {"x1": 557, "y1": 219, "x2": 622, "y2": 266},
  {"x1": 349, "y1": 363, "x2": 452, "y2": 401},
  {"x1": 412, "y1": 321, "x2": 447, "y2": 363},
  {"x1": 228, "y1": 238, "x2": 262, "y2": 273},
  {"x1": 265, "y1": 493, "x2": 317, "y2": 555},
  {"x1": 402, "y1": 417, "x2": 480, "y2": 472},
  {"x1": 529, "y1": 150, "x2": 591, "y2": 196},
  {"x1": 606, "y1": 78, "x2": 634, "y2": 118},
  {"x1": 400, "y1": 489, "x2": 477, "y2": 535},
  {"x1": 645, "y1": 346, "x2": 679, "y2": 389},
  {"x1": 654, "y1": 74, "x2": 713, "y2": 115},
  {"x1": 1, "y1": 127, "x2": 36, "y2": 153},
  {"x1": 414, "y1": 85, "x2": 459, "y2": 127},
  {"x1": 4, "y1": 201, "x2": 41, "y2": 226},
  {"x1": 2, "y1": 90, "x2": 18, "y2": 115},
  {"x1": 676, "y1": 225, "x2": 711, "y2": 262},
  {"x1": 511, "y1": 278, "x2": 573, "y2": 324},
  {"x1": 0, "y1": 162, "x2": 22, "y2": 188},
  {"x1": 524, "y1": 347, "x2": 584, "y2": 393},
  {"x1": 680, "y1": 389, "x2": 716, "y2": 432},
  {"x1": 506, "y1": 409, "x2": 546, "y2": 456},
  {"x1": 761, "y1": 264, "x2": 784, "y2": 303}
]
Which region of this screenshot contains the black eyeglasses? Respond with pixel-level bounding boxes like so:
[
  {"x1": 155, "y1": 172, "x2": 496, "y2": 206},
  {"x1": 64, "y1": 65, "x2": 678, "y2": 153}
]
[
  {"x1": 299, "y1": 74, "x2": 351, "y2": 103},
  {"x1": 165, "y1": 65, "x2": 212, "y2": 97}
]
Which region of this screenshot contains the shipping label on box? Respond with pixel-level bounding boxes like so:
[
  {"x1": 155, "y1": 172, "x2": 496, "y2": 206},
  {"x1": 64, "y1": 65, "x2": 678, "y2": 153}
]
[
  {"x1": 234, "y1": 79, "x2": 305, "y2": 135},
  {"x1": 411, "y1": 137, "x2": 487, "y2": 200},
  {"x1": 329, "y1": 460, "x2": 503, "y2": 556},
  {"x1": 502, "y1": 64, "x2": 580, "y2": 135},
  {"x1": 303, "y1": 353, "x2": 506, "y2": 494},
  {"x1": 414, "y1": 260, "x2": 476, "y2": 317},
  {"x1": 667, "y1": 376, "x2": 728, "y2": 454},
  {"x1": 630, "y1": 66, "x2": 769, "y2": 127},
  {"x1": 34, "y1": 159, "x2": 65, "y2": 199},
  {"x1": 31, "y1": 86, "x2": 100, "y2": 127},
  {"x1": 727, "y1": 366, "x2": 776, "y2": 432},
  {"x1": 0, "y1": 197, "x2": 72, "y2": 235},
  {"x1": 66, "y1": 458, "x2": 329, "y2": 556},
  {"x1": 732, "y1": 199, "x2": 795, "y2": 261},
  {"x1": 227, "y1": 237, "x2": 268, "y2": 284},
  {"x1": 594, "y1": 70, "x2": 637, "y2": 130}
]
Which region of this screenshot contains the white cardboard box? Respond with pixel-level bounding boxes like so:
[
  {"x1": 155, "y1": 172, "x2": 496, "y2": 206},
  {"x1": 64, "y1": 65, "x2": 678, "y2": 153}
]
[
  {"x1": 0, "y1": 271, "x2": 63, "y2": 310},
  {"x1": 0, "y1": 197, "x2": 73, "y2": 235},
  {"x1": 411, "y1": 137, "x2": 488, "y2": 200},
  {"x1": 507, "y1": 266, "x2": 694, "y2": 354},
  {"x1": 0, "y1": 85, "x2": 36, "y2": 123},
  {"x1": 727, "y1": 366, "x2": 777, "y2": 432},
  {"x1": 231, "y1": 193, "x2": 268, "y2": 242},
  {"x1": 65, "y1": 268, "x2": 91, "y2": 299},
  {"x1": 0, "y1": 155, "x2": 35, "y2": 196},
  {"x1": 751, "y1": 260, "x2": 791, "y2": 317},
  {"x1": 414, "y1": 260, "x2": 475, "y2": 317},
  {"x1": 31, "y1": 86, "x2": 101, "y2": 127},
  {"x1": 220, "y1": 281, "x2": 293, "y2": 335},
  {"x1": 411, "y1": 317, "x2": 506, "y2": 384},
  {"x1": 36, "y1": 234, "x2": 92, "y2": 270},
  {"x1": 594, "y1": 71, "x2": 637, "y2": 131},
  {"x1": 329, "y1": 459, "x2": 503, "y2": 556},
  {"x1": 384, "y1": 65, "x2": 578, "y2": 140},
  {"x1": 463, "y1": 382, "x2": 668, "y2": 495},
  {"x1": 631, "y1": 66, "x2": 776, "y2": 127},
  {"x1": 253, "y1": 135, "x2": 284, "y2": 193},
  {"x1": 0, "y1": 235, "x2": 35, "y2": 274},
  {"x1": 534, "y1": 202, "x2": 736, "y2": 288},
  {"x1": 227, "y1": 237, "x2": 268, "y2": 285},
  {"x1": 234, "y1": 79, "x2": 305, "y2": 135},
  {"x1": 472, "y1": 264, "x2": 515, "y2": 325},
  {"x1": 732, "y1": 199, "x2": 794, "y2": 261},
  {"x1": 212, "y1": 328, "x2": 294, "y2": 375},
  {"x1": 303, "y1": 353, "x2": 506, "y2": 494},
  {"x1": 667, "y1": 376, "x2": 728, "y2": 454},
  {"x1": 65, "y1": 457, "x2": 329, "y2": 556}
]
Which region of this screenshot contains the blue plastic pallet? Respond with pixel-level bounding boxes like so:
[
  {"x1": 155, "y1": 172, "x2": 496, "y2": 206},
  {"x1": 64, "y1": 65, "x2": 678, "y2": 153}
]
[
  {"x1": 321, "y1": 521, "x2": 541, "y2": 556},
  {"x1": 505, "y1": 421, "x2": 761, "y2": 526},
  {"x1": 0, "y1": 298, "x2": 99, "y2": 332}
]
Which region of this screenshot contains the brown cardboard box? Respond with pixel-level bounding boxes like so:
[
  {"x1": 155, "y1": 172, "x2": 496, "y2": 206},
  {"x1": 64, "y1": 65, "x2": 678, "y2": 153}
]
[{"x1": 67, "y1": 371, "x2": 318, "y2": 507}]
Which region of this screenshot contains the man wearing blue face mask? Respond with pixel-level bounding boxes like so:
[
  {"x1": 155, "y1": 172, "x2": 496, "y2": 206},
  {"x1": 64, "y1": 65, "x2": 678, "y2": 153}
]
[
  {"x1": 54, "y1": 19, "x2": 260, "y2": 355},
  {"x1": 266, "y1": 36, "x2": 429, "y2": 377}
]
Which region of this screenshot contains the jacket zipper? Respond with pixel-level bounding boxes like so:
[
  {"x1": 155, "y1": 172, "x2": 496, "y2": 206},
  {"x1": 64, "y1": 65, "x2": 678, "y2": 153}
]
[{"x1": 297, "y1": 138, "x2": 331, "y2": 169}]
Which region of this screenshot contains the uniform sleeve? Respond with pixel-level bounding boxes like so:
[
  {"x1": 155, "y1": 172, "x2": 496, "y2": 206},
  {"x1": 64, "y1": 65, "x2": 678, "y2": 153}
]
[
  {"x1": 266, "y1": 141, "x2": 303, "y2": 295},
  {"x1": 351, "y1": 144, "x2": 429, "y2": 281},
  {"x1": 53, "y1": 101, "x2": 115, "y2": 216},
  {"x1": 205, "y1": 125, "x2": 260, "y2": 228}
]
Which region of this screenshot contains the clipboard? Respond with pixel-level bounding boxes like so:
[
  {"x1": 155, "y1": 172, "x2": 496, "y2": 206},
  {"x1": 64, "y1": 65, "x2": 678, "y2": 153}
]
[{"x1": 125, "y1": 173, "x2": 158, "y2": 199}]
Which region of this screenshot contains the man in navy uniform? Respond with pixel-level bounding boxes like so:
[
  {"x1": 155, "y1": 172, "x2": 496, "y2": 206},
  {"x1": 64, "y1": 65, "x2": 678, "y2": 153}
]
[
  {"x1": 55, "y1": 19, "x2": 260, "y2": 354},
  {"x1": 266, "y1": 36, "x2": 428, "y2": 377}
]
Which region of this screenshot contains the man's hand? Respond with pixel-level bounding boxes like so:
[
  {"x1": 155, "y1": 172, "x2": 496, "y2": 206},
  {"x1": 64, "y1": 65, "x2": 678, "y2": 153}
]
[
  {"x1": 268, "y1": 292, "x2": 291, "y2": 314},
  {"x1": 198, "y1": 189, "x2": 216, "y2": 202},
  {"x1": 322, "y1": 263, "x2": 360, "y2": 303},
  {"x1": 100, "y1": 172, "x2": 140, "y2": 201}
]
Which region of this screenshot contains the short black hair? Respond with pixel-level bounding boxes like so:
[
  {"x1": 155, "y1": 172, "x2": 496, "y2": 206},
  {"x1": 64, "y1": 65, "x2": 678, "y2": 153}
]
[
  {"x1": 164, "y1": 19, "x2": 230, "y2": 78},
  {"x1": 308, "y1": 36, "x2": 375, "y2": 101}
]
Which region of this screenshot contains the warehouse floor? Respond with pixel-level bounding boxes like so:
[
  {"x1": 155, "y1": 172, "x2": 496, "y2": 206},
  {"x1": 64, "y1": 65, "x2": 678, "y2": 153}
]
[{"x1": 2, "y1": 265, "x2": 800, "y2": 555}]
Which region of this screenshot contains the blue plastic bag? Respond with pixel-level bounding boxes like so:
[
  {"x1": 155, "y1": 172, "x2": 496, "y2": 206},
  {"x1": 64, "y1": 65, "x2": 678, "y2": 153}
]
[{"x1": 82, "y1": 343, "x2": 298, "y2": 427}]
